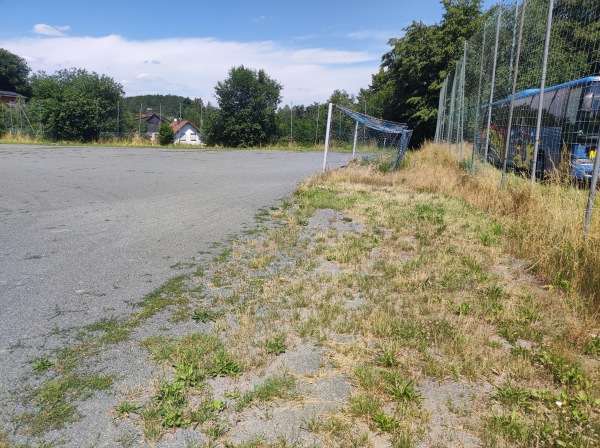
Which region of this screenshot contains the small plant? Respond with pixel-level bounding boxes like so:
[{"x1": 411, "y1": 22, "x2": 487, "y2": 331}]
[
  {"x1": 456, "y1": 302, "x2": 470, "y2": 316},
  {"x1": 208, "y1": 349, "x2": 240, "y2": 377},
  {"x1": 349, "y1": 394, "x2": 382, "y2": 419},
  {"x1": 583, "y1": 336, "x2": 600, "y2": 356},
  {"x1": 386, "y1": 374, "x2": 422, "y2": 404},
  {"x1": 488, "y1": 410, "x2": 528, "y2": 442},
  {"x1": 156, "y1": 380, "x2": 187, "y2": 428},
  {"x1": 32, "y1": 357, "x2": 54, "y2": 373},
  {"x1": 190, "y1": 397, "x2": 224, "y2": 426},
  {"x1": 376, "y1": 351, "x2": 399, "y2": 368},
  {"x1": 173, "y1": 359, "x2": 202, "y2": 386},
  {"x1": 265, "y1": 334, "x2": 287, "y2": 355},
  {"x1": 237, "y1": 375, "x2": 296, "y2": 410},
  {"x1": 114, "y1": 400, "x2": 142, "y2": 417},
  {"x1": 192, "y1": 308, "x2": 220, "y2": 323},
  {"x1": 372, "y1": 411, "x2": 399, "y2": 432},
  {"x1": 537, "y1": 352, "x2": 586, "y2": 388},
  {"x1": 492, "y1": 382, "x2": 533, "y2": 411}
]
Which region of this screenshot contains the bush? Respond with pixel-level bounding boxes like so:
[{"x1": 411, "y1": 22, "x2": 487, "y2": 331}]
[{"x1": 158, "y1": 123, "x2": 174, "y2": 146}]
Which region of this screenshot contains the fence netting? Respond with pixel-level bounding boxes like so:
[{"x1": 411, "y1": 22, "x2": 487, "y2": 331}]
[
  {"x1": 323, "y1": 104, "x2": 413, "y2": 171},
  {"x1": 436, "y1": 0, "x2": 599, "y2": 174},
  {"x1": 436, "y1": 0, "x2": 599, "y2": 230}
]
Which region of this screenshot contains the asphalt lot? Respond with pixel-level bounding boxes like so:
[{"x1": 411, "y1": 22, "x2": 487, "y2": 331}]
[{"x1": 0, "y1": 145, "x2": 324, "y2": 432}]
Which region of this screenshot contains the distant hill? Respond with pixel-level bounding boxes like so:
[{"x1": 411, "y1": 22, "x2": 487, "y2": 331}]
[{"x1": 122, "y1": 94, "x2": 200, "y2": 119}]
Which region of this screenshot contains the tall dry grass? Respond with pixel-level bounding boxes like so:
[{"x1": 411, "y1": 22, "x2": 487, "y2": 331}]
[{"x1": 400, "y1": 142, "x2": 600, "y2": 311}]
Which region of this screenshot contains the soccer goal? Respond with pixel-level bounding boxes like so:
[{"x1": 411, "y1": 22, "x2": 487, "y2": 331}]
[{"x1": 322, "y1": 103, "x2": 413, "y2": 171}]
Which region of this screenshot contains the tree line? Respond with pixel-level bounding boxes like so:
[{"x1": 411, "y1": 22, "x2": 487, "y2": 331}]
[{"x1": 4, "y1": 0, "x2": 591, "y2": 147}]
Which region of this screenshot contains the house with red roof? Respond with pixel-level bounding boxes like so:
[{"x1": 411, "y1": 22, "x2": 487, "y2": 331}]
[
  {"x1": 171, "y1": 118, "x2": 205, "y2": 146},
  {"x1": 135, "y1": 107, "x2": 171, "y2": 139}
]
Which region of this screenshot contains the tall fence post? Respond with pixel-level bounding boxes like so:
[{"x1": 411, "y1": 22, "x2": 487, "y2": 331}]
[
  {"x1": 584, "y1": 139, "x2": 600, "y2": 234},
  {"x1": 352, "y1": 120, "x2": 359, "y2": 160},
  {"x1": 458, "y1": 41, "x2": 468, "y2": 160},
  {"x1": 322, "y1": 103, "x2": 334, "y2": 172},
  {"x1": 448, "y1": 68, "x2": 458, "y2": 149},
  {"x1": 472, "y1": 24, "x2": 487, "y2": 168},
  {"x1": 531, "y1": 0, "x2": 554, "y2": 185},
  {"x1": 501, "y1": 0, "x2": 527, "y2": 189},
  {"x1": 484, "y1": 5, "x2": 503, "y2": 173},
  {"x1": 435, "y1": 77, "x2": 448, "y2": 143}
]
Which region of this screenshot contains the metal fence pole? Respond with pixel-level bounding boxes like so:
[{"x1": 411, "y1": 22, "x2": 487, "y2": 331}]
[
  {"x1": 501, "y1": 0, "x2": 527, "y2": 189},
  {"x1": 531, "y1": 0, "x2": 554, "y2": 185},
  {"x1": 439, "y1": 77, "x2": 449, "y2": 143},
  {"x1": 584, "y1": 135, "x2": 600, "y2": 233},
  {"x1": 484, "y1": 5, "x2": 503, "y2": 174},
  {"x1": 584, "y1": 143, "x2": 600, "y2": 234},
  {"x1": 448, "y1": 68, "x2": 458, "y2": 149},
  {"x1": 435, "y1": 77, "x2": 447, "y2": 143},
  {"x1": 459, "y1": 41, "x2": 468, "y2": 160},
  {"x1": 472, "y1": 24, "x2": 488, "y2": 168},
  {"x1": 352, "y1": 120, "x2": 359, "y2": 160},
  {"x1": 322, "y1": 103, "x2": 334, "y2": 171}
]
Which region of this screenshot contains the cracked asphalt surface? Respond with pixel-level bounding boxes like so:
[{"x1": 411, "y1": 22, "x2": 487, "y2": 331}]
[{"x1": 0, "y1": 145, "x2": 324, "y2": 438}]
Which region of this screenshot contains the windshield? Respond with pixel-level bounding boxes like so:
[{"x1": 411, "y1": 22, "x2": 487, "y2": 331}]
[{"x1": 577, "y1": 83, "x2": 600, "y2": 142}]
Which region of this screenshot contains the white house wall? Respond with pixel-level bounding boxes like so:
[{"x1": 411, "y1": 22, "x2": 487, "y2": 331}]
[{"x1": 175, "y1": 124, "x2": 204, "y2": 145}]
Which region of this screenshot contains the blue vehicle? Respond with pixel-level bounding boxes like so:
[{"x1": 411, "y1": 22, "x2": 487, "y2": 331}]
[{"x1": 479, "y1": 76, "x2": 600, "y2": 181}]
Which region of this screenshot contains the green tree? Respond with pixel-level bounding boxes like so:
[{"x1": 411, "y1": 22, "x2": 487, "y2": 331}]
[
  {"x1": 205, "y1": 65, "x2": 282, "y2": 147},
  {"x1": 365, "y1": 0, "x2": 483, "y2": 145},
  {"x1": 30, "y1": 68, "x2": 124, "y2": 142},
  {"x1": 328, "y1": 89, "x2": 356, "y2": 107},
  {"x1": 0, "y1": 48, "x2": 31, "y2": 96},
  {"x1": 158, "y1": 122, "x2": 175, "y2": 145}
]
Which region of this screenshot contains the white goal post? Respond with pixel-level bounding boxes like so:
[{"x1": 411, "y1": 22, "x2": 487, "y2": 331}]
[{"x1": 322, "y1": 103, "x2": 413, "y2": 171}]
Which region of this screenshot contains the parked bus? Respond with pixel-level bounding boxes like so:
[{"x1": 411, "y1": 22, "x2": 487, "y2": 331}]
[{"x1": 479, "y1": 76, "x2": 600, "y2": 181}]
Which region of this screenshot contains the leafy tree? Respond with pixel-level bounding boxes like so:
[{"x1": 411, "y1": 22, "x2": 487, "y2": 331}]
[
  {"x1": 121, "y1": 94, "x2": 200, "y2": 121},
  {"x1": 275, "y1": 102, "x2": 332, "y2": 147},
  {"x1": 328, "y1": 89, "x2": 356, "y2": 107},
  {"x1": 0, "y1": 48, "x2": 31, "y2": 96},
  {"x1": 158, "y1": 122, "x2": 174, "y2": 145},
  {"x1": 205, "y1": 65, "x2": 282, "y2": 147},
  {"x1": 364, "y1": 0, "x2": 484, "y2": 145},
  {"x1": 30, "y1": 68, "x2": 124, "y2": 142}
]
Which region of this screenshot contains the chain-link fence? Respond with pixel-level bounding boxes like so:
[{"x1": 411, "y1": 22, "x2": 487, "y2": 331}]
[{"x1": 436, "y1": 0, "x2": 600, "y2": 230}]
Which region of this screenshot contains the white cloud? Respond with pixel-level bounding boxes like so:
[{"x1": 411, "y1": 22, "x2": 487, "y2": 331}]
[
  {"x1": 32, "y1": 24, "x2": 71, "y2": 37},
  {"x1": 0, "y1": 34, "x2": 379, "y2": 105}
]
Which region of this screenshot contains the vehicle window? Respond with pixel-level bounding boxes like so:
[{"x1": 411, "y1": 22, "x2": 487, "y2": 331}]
[
  {"x1": 549, "y1": 87, "x2": 568, "y2": 120},
  {"x1": 565, "y1": 87, "x2": 581, "y2": 124}
]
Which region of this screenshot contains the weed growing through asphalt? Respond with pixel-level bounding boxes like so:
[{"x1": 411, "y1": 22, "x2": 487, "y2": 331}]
[
  {"x1": 236, "y1": 375, "x2": 296, "y2": 411},
  {"x1": 265, "y1": 334, "x2": 287, "y2": 355},
  {"x1": 114, "y1": 401, "x2": 142, "y2": 417},
  {"x1": 32, "y1": 357, "x2": 54, "y2": 373}
]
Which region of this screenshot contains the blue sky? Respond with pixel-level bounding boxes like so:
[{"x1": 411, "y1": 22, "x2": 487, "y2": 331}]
[{"x1": 0, "y1": 0, "x2": 496, "y2": 105}]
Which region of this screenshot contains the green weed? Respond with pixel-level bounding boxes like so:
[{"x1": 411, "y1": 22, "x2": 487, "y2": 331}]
[
  {"x1": 32, "y1": 357, "x2": 54, "y2": 373},
  {"x1": 237, "y1": 375, "x2": 296, "y2": 410},
  {"x1": 265, "y1": 334, "x2": 287, "y2": 355},
  {"x1": 192, "y1": 308, "x2": 221, "y2": 323},
  {"x1": 114, "y1": 401, "x2": 142, "y2": 417}
]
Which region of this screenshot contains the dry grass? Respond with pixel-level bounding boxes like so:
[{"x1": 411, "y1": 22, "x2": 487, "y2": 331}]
[{"x1": 399, "y1": 142, "x2": 600, "y2": 312}]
